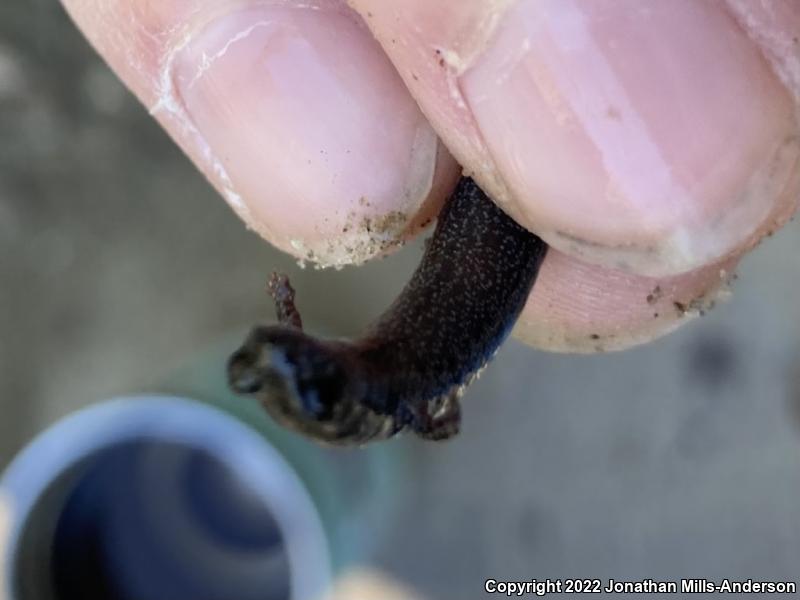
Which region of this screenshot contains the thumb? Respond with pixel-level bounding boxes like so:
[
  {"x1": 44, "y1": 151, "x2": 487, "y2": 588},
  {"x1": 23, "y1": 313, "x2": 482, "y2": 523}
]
[
  {"x1": 349, "y1": 0, "x2": 800, "y2": 276},
  {"x1": 61, "y1": 0, "x2": 459, "y2": 267}
]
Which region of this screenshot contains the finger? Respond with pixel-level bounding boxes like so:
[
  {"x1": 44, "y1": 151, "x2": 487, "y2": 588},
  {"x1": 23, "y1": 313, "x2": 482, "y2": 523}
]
[
  {"x1": 515, "y1": 157, "x2": 800, "y2": 352},
  {"x1": 515, "y1": 250, "x2": 739, "y2": 352},
  {"x1": 60, "y1": 0, "x2": 460, "y2": 267},
  {"x1": 350, "y1": 0, "x2": 800, "y2": 276}
]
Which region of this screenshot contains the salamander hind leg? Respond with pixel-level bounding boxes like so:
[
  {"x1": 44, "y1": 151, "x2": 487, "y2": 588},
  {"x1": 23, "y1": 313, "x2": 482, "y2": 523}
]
[{"x1": 403, "y1": 390, "x2": 463, "y2": 441}]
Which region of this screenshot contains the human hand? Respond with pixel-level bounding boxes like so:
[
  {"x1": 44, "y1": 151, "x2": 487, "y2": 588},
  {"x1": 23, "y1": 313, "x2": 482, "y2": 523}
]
[{"x1": 60, "y1": 0, "x2": 800, "y2": 352}]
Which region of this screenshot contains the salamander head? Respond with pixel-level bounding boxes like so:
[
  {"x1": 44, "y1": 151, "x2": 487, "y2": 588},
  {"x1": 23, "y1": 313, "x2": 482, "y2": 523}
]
[{"x1": 227, "y1": 326, "x2": 398, "y2": 445}]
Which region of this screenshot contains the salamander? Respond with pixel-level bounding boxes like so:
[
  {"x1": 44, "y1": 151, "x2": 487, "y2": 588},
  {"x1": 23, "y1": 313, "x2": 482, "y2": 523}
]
[{"x1": 227, "y1": 177, "x2": 548, "y2": 446}]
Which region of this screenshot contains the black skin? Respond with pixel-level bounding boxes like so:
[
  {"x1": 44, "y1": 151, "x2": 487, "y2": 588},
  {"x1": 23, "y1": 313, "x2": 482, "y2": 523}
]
[{"x1": 228, "y1": 177, "x2": 548, "y2": 446}]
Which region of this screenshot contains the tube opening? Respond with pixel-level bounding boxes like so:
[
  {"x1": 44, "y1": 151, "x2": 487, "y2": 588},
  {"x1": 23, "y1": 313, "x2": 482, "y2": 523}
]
[{"x1": 14, "y1": 439, "x2": 292, "y2": 600}]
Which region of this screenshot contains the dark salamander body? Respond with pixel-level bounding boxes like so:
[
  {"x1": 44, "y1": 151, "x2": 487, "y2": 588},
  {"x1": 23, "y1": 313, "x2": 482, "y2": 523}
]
[{"x1": 228, "y1": 177, "x2": 548, "y2": 445}]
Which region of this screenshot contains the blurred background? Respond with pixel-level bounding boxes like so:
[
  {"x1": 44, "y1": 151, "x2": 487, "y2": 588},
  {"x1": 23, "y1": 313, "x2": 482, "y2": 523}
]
[{"x1": 1, "y1": 2, "x2": 800, "y2": 599}]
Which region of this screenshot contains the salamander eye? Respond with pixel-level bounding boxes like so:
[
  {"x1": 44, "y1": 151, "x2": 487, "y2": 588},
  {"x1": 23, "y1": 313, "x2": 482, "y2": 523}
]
[{"x1": 227, "y1": 349, "x2": 265, "y2": 394}]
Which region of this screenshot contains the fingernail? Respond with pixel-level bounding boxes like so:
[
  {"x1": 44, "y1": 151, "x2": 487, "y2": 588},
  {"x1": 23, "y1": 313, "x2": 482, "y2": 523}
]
[
  {"x1": 462, "y1": 0, "x2": 800, "y2": 276},
  {"x1": 172, "y1": 3, "x2": 440, "y2": 266}
]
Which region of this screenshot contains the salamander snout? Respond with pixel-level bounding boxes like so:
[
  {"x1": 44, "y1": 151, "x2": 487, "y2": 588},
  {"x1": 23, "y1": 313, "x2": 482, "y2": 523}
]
[{"x1": 227, "y1": 347, "x2": 267, "y2": 395}]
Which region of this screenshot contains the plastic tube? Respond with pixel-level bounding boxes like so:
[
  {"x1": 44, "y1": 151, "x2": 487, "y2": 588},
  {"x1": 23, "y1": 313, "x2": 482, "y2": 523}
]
[{"x1": 0, "y1": 395, "x2": 331, "y2": 600}]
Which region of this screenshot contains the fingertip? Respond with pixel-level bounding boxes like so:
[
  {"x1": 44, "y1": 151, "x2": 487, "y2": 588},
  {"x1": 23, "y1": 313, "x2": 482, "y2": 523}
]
[
  {"x1": 465, "y1": 0, "x2": 799, "y2": 276},
  {"x1": 167, "y1": 2, "x2": 456, "y2": 266},
  {"x1": 260, "y1": 141, "x2": 459, "y2": 268},
  {"x1": 64, "y1": 0, "x2": 456, "y2": 267},
  {"x1": 514, "y1": 250, "x2": 740, "y2": 353},
  {"x1": 352, "y1": 0, "x2": 800, "y2": 276}
]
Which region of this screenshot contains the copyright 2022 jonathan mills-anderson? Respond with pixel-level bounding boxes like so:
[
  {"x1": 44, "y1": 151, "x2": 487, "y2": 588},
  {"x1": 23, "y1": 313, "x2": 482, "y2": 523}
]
[{"x1": 483, "y1": 577, "x2": 797, "y2": 596}]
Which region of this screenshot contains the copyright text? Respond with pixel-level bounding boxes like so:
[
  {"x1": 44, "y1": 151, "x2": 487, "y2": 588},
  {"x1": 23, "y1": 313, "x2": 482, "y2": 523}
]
[{"x1": 483, "y1": 578, "x2": 796, "y2": 596}]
